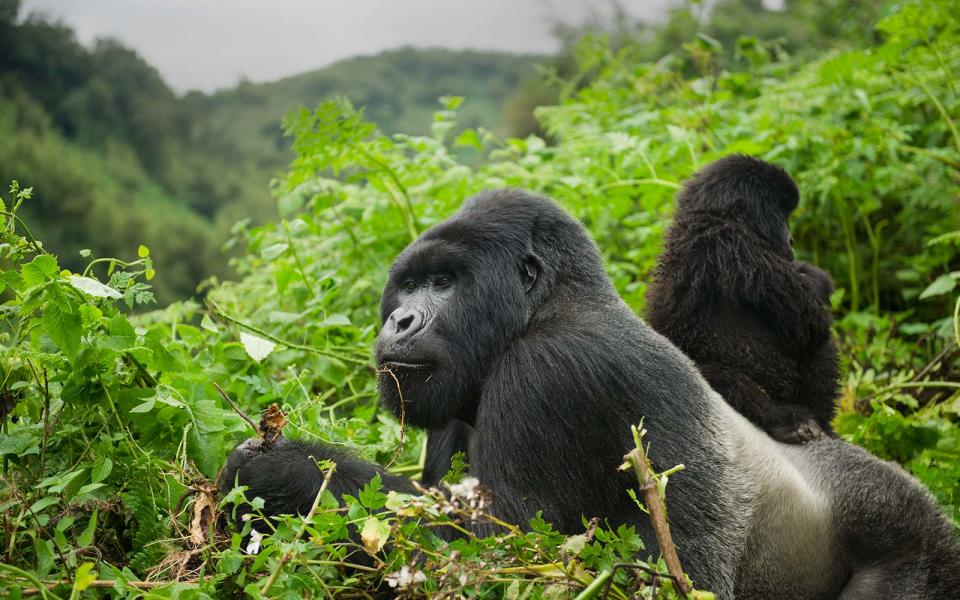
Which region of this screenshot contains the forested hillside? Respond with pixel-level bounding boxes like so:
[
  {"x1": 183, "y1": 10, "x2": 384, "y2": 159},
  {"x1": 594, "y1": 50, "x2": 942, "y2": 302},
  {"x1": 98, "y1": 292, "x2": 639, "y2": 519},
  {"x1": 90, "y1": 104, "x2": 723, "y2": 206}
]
[
  {"x1": 0, "y1": 0, "x2": 538, "y2": 302},
  {"x1": 1, "y1": 0, "x2": 959, "y2": 597}
]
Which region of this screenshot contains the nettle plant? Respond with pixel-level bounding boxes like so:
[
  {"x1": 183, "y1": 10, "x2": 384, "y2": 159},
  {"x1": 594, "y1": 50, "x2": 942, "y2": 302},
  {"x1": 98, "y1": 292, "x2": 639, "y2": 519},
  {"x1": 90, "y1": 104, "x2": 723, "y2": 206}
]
[{"x1": 0, "y1": 181, "x2": 200, "y2": 578}]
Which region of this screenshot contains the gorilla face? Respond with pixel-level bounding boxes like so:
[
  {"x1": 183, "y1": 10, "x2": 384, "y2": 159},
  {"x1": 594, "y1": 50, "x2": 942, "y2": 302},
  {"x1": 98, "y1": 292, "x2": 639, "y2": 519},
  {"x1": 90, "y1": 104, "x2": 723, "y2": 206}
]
[{"x1": 375, "y1": 201, "x2": 541, "y2": 428}]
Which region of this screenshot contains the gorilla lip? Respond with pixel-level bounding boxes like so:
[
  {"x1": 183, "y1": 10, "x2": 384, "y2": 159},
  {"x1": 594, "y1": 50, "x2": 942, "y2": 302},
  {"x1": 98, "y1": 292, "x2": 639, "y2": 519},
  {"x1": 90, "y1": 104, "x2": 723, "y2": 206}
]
[{"x1": 379, "y1": 360, "x2": 431, "y2": 371}]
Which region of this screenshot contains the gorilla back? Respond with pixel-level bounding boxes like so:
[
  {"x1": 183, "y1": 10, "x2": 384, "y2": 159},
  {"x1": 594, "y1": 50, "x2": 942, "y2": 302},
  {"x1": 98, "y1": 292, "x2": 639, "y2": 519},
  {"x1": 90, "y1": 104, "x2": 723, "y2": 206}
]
[{"x1": 225, "y1": 190, "x2": 960, "y2": 599}]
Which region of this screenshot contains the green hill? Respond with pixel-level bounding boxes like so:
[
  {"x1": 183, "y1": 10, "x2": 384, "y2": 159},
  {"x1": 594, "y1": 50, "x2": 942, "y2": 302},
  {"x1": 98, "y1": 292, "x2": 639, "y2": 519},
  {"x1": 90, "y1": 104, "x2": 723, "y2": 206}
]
[{"x1": 195, "y1": 47, "x2": 539, "y2": 170}]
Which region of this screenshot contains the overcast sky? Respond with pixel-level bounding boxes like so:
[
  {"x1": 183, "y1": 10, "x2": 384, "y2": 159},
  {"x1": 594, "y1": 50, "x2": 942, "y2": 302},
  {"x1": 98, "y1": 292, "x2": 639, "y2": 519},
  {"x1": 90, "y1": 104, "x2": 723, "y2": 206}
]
[{"x1": 22, "y1": 0, "x2": 672, "y2": 94}]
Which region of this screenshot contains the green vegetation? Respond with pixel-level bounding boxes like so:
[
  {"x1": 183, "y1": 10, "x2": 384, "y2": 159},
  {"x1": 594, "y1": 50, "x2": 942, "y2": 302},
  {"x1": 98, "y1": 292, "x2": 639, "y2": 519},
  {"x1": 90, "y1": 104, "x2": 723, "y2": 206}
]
[{"x1": 0, "y1": 0, "x2": 958, "y2": 597}]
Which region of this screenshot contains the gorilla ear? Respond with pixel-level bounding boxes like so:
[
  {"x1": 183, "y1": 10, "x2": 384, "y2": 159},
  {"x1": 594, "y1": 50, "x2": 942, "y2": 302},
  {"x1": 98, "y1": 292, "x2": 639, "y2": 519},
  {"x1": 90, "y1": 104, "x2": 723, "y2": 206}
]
[{"x1": 521, "y1": 255, "x2": 541, "y2": 293}]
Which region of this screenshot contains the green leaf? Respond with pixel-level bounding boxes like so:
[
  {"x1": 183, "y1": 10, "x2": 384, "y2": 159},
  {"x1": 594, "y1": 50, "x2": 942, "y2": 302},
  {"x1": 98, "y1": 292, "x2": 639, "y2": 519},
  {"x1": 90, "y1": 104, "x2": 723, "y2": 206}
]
[
  {"x1": 277, "y1": 193, "x2": 305, "y2": 217},
  {"x1": 260, "y1": 243, "x2": 289, "y2": 260},
  {"x1": 104, "y1": 314, "x2": 137, "y2": 350},
  {"x1": 29, "y1": 496, "x2": 60, "y2": 514},
  {"x1": 21, "y1": 254, "x2": 59, "y2": 287},
  {"x1": 221, "y1": 343, "x2": 249, "y2": 372},
  {"x1": 318, "y1": 314, "x2": 351, "y2": 327},
  {"x1": 454, "y1": 129, "x2": 483, "y2": 150},
  {"x1": 91, "y1": 457, "x2": 113, "y2": 483},
  {"x1": 72, "y1": 562, "x2": 97, "y2": 594},
  {"x1": 240, "y1": 332, "x2": 276, "y2": 363},
  {"x1": 919, "y1": 274, "x2": 957, "y2": 300},
  {"x1": 42, "y1": 287, "x2": 82, "y2": 360},
  {"x1": 74, "y1": 483, "x2": 105, "y2": 498},
  {"x1": 188, "y1": 422, "x2": 224, "y2": 477},
  {"x1": 385, "y1": 490, "x2": 415, "y2": 511},
  {"x1": 0, "y1": 433, "x2": 39, "y2": 456},
  {"x1": 137, "y1": 244, "x2": 150, "y2": 258},
  {"x1": 358, "y1": 475, "x2": 387, "y2": 509},
  {"x1": 76, "y1": 510, "x2": 98, "y2": 547},
  {"x1": 200, "y1": 314, "x2": 219, "y2": 332},
  {"x1": 144, "y1": 328, "x2": 182, "y2": 371},
  {"x1": 68, "y1": 275, "x2": 122, "y2": 299},
  {"x1": 191, "y1": 399, "x2": 226, "y2": 435},
  {"x1": 130, "y1": 397, "x2": 156, "y2": 413},
  {"x1": 42, "y1": 468, "x2": 84, "y2": 494}
]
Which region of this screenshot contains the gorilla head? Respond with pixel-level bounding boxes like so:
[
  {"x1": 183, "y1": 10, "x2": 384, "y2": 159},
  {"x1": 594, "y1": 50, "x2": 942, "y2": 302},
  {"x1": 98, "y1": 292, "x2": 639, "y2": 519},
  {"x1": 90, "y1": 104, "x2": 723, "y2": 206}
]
[
  {"x1": 677, "y1": 154, "x2": 799, "y2": 254},
  {"x1": 375, "y1": 190, "x2": 612, "y2": 428}
]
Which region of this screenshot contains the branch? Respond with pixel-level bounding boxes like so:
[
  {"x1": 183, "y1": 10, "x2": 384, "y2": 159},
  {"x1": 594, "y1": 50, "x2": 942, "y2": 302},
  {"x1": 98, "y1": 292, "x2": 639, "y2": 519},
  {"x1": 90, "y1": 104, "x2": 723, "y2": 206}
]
[
  {"x1": 622, "y1": 425, "x2": 690, "y2": 598},
  {"x1": 205, "y1": 298, "x2": 369, "y2": 365},
  {"x1": 212, "y1": 382, "x2": 258, "y2": 433}
]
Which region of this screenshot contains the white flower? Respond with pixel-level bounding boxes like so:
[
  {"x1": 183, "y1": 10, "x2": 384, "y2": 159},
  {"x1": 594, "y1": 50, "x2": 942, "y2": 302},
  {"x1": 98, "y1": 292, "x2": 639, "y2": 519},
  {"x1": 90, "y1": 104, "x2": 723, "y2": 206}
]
[
  {"x1": 245, "y1": 529, "x2": 264, "y2": 554},
  {"x1": 448, "y1": 477, "x2": 480, "y2": 498},
  {"x1": 385, "y1": 565, "x2": 426, "y2": 589}
]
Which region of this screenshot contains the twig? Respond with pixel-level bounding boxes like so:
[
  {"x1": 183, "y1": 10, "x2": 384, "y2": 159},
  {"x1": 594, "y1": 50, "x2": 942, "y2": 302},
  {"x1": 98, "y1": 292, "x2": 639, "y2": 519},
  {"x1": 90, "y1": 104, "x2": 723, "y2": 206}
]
[
  {"x1": 212, "y1": 383, "x2": 258, "y2": 433},
  {"x1": 876, "y1": 381, "x2": 960, "y2": 395},
  {"x1": 377, "y1": 367, "x2": 406, "y2": 469},
  {"x1": 205, "y1": 299, "x2": 368, "y2": 365},
  {"x1": 912, "y1": 345, "x2": 954, "y2": 382},
  {"x1": 124, "y1": 352, "x2": 157, "y2": 387},
  {"x1": 0, "y1": 563, "x2": 61, "y2": 599},
  {"x1": 26, "y1": 362, "x2": 50, "y2": 476},
  {"x1": 610, "y1": 562, "x2": 691, "y2": 598},
  {"x1": 0, "y1": 211, "x2": 47, "y2": 255},
  {"x1": 20, "y1": 579, "x2": 179, "y2": 595},
  {"x1": 261, "y1": 463, "x2": 337, "y2": 595},
  {"x1": 623, "y1": 425, "x2": 690, "y2": 598}
]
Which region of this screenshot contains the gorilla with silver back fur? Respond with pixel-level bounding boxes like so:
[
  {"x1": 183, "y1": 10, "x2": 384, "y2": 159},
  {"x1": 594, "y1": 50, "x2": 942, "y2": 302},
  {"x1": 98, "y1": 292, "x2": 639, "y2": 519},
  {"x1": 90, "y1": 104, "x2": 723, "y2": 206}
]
[{"x1": 223, "y1": 184, "x2": 960, "y2": 598}]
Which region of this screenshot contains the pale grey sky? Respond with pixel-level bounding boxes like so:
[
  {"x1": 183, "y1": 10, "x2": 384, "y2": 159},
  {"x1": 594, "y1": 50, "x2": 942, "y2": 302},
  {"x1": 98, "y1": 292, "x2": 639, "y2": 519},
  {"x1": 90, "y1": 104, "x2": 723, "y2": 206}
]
[{"x1": 22, "y1": 0, "x2": 672, "y2": 94}]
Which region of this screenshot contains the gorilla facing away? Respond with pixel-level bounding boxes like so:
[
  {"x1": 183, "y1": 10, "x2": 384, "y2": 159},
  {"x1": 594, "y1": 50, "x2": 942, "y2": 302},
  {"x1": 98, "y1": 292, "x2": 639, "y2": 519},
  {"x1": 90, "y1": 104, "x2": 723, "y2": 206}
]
[
  {"x1": 222, "y1": 187, "x2": 960, "y2": 599},
  {"x1": 647, "y1": 155, "x2": 839, "y2": 443}
]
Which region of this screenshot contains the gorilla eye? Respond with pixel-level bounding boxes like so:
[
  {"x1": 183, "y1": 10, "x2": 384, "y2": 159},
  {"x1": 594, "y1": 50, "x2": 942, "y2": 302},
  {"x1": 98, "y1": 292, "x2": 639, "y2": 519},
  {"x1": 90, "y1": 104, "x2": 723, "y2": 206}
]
[
  {"x1": 402, "y1": 280, "x2": 418, "y2": 292},
  {"x1": 434, "y1": 275, "x2": 453, "y2": 288}
]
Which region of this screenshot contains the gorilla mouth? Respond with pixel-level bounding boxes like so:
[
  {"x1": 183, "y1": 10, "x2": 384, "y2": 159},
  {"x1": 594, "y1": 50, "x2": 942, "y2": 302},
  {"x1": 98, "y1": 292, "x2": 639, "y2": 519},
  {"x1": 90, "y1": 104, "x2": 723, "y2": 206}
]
[{"x1": 378, "y1": 360, "x2": 431, "y2": 371}]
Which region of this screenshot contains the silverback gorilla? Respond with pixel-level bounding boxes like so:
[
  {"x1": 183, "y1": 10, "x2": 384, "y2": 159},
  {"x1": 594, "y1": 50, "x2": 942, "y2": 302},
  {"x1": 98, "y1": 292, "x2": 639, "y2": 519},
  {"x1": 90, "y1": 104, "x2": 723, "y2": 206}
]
[
  {"x1": 646, "y1": 155, "x2": 839, "y2": 443},
  {"x1": 222, "y1": 189, "x2": 960, "y2": 599}
]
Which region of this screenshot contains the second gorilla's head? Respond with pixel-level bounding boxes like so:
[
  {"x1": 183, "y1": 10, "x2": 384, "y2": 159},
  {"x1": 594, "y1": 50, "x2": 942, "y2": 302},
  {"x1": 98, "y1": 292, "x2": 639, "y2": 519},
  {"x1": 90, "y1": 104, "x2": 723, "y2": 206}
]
[{"x1": 677, "y1": 154, "x2": 799, "y2": 253}]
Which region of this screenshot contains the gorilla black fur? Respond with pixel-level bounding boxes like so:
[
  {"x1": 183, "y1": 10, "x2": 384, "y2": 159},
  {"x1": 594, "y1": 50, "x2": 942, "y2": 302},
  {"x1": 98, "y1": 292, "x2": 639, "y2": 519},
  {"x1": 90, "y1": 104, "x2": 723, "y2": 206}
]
[
  {"x1": 220, "y1": 438, "x2": 414, "y2": 527},
  {"x1": 223, "y1": 189, "x2": 960, "y2": 599},
  {"x1": 646, "y1": 155, "x2": 839, "y2": 443}
]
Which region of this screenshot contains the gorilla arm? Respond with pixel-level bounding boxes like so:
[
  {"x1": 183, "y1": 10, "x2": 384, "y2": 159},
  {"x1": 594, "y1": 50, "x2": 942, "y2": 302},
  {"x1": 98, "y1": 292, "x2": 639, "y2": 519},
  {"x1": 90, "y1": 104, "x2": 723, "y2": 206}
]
[
  {"x1": 422, "y1": 419, "x2": 473, "y2": 487},
  {"x1": 219, "y1": 438, "x2": 415, "y2": 527},
  {"x1": 794, "y1": 261, "x2": 834, "y2": 306}
]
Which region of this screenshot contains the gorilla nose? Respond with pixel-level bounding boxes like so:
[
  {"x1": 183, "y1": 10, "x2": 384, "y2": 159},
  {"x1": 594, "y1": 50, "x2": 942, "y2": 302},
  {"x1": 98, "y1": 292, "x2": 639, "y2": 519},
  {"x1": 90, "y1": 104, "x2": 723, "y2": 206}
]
[{"x1": 385, "y1": 307, "x2": 425, "y2": 341}]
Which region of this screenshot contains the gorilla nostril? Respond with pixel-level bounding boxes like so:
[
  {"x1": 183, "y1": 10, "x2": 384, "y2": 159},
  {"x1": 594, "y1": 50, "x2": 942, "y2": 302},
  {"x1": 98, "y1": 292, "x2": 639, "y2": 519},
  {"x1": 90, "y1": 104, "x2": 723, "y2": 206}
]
[{"x1": 396, "y1": 314, "x2": 415, "y2": 332}]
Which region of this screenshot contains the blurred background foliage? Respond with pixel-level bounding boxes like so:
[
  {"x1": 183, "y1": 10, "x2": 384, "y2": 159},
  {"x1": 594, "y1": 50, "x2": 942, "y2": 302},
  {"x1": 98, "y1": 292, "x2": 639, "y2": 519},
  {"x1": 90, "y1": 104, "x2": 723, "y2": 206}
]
[{"x1": 1, "y1": 0, "x2": 959, "y2": 596}]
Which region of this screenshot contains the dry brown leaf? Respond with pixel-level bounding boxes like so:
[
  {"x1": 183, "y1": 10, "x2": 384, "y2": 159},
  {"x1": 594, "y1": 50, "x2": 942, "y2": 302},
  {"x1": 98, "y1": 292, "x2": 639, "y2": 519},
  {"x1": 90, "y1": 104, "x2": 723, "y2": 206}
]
[
  {"x1": 188, "y1": 483, "x2": 217, "y2": 548},
  {"x1": 259, "y1": 403, "x2": 288, "y2": 445}
]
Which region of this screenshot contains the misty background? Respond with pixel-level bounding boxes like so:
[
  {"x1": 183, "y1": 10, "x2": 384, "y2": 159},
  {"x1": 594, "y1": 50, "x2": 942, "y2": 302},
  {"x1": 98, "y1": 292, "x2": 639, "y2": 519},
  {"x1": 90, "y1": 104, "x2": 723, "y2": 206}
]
[{"x1": 23, "y1": 0, "x2": 673, "y2": 93}]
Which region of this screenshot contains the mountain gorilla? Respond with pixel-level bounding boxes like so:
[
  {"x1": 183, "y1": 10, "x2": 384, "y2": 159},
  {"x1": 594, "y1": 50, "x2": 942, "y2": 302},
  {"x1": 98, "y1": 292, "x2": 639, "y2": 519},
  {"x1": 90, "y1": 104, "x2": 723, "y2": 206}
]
[
  {"x1": 222, "y1": 188, "x2": 960, "y2": 599},
  {"x1": 647, "y1": 155, "x2": 839, "y2": 443}
]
